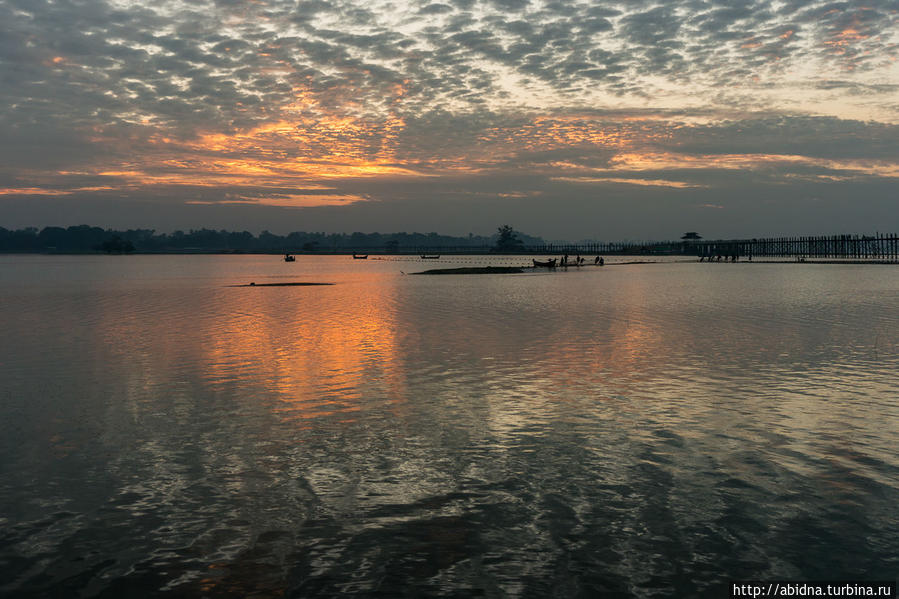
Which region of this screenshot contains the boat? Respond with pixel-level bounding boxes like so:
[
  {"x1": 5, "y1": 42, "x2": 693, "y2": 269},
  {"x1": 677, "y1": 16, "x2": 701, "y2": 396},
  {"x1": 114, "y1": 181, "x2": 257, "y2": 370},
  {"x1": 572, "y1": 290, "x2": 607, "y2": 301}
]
[
  {"x1": 533, "y1": 258, "x2": 557, "y2": 267},
  {"x1": 352, "y1": 254, "x2": 368, "y2": 259},
  {"x1": 420, "y1": 255, "x2": 440, "y2": 259},
  {"x1": 284, "y1": 254, "x2": 296, "y2": 262}
]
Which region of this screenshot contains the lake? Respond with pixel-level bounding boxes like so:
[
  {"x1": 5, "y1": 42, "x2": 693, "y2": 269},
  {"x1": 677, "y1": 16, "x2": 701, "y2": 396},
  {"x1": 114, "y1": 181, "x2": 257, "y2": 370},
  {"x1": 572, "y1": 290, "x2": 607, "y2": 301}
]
[{"x1": 1, "y1": 254, "x2": 897, "y2": 597}]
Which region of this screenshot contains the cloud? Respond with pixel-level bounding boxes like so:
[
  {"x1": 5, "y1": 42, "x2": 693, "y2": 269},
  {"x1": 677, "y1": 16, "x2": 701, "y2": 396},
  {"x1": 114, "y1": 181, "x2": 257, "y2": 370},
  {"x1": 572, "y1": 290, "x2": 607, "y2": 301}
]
[
  {"x1": 660, "y1": 117, "x2": 899, "y2": 161},
  {"x1": 0, "y1": 0, "x2": 897, "y2": 239}
]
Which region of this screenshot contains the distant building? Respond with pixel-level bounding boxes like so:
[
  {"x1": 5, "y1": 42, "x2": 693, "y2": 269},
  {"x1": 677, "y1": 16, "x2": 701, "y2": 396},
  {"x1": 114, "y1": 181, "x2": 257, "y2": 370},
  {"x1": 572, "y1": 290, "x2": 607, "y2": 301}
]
[{"x1": 681, "y1": 232, "x2": 702, "y2": 240}]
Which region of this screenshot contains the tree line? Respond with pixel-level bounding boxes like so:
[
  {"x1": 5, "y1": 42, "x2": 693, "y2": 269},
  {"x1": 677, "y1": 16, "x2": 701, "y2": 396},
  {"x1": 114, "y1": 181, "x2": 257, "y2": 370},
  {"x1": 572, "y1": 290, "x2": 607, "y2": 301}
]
[{"x1": 0, "y1": 225, "x2": 543, "y2": 253}]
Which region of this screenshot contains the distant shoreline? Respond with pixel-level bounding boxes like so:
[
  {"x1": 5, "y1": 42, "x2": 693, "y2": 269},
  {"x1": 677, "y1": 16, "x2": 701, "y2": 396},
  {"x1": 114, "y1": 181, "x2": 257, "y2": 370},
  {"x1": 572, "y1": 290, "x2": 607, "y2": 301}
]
[{"x1": 2, "y1": 251, "x2": 897, "y2": 265}]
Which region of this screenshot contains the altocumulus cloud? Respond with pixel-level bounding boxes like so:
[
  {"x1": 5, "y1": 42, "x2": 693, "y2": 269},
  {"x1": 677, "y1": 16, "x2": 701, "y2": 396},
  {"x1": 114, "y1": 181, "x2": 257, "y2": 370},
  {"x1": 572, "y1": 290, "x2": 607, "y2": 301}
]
[{"x1": 0, "y1": 0, "x2": 897, "y2": 238}]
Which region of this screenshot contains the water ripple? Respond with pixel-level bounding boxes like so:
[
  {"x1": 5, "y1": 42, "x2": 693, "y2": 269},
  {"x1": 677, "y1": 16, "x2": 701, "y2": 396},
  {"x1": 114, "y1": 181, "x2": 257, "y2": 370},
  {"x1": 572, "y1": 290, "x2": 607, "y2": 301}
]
[{"x1": 2, "y1": 256, "x2": 898, "y2": 596}]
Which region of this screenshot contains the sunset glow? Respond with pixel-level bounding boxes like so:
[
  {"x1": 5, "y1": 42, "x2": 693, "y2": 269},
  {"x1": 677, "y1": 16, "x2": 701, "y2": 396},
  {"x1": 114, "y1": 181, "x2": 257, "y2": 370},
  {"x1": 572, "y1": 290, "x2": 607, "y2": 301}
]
[{"x1": 1, "y1": 0, "x2": 897, "y2": 237}]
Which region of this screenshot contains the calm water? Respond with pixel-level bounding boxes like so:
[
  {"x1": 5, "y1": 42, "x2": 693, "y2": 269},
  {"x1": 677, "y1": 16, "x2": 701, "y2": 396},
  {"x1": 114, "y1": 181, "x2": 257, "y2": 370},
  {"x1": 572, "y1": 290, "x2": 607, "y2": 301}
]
[{"x1": 1, "y1": 255, "x2": 897, "y2": 598}]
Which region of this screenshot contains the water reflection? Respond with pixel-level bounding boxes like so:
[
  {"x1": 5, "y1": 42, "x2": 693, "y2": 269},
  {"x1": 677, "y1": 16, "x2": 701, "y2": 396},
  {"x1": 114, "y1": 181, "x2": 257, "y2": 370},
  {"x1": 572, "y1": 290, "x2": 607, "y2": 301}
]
[
  {"x1": 199, "y1": 281, "x2": 406, "y2": 423},
  {"x1": 0, "y1": 257, "x2": 897, "y2": 597}
]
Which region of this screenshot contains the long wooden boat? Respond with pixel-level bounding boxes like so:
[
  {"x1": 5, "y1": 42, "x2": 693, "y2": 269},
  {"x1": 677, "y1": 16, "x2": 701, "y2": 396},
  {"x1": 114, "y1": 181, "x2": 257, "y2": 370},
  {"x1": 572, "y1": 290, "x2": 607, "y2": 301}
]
[
  {"x1": 352, "y1": 254, "x2": 368, "y2": 259},
  {"x1": 533, "y1": 258, "x2": 557, "y2": 267},
  {"x1": 420, "y1": 255, "x2": 440, "y2": 259}
]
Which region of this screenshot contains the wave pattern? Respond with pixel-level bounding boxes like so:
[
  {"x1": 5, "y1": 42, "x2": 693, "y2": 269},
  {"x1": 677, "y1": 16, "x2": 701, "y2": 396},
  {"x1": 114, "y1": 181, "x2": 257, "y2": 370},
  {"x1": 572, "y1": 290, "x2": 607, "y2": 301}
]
[{"x1": 1, "y1": 256, "x2": 898, "y2": 597}]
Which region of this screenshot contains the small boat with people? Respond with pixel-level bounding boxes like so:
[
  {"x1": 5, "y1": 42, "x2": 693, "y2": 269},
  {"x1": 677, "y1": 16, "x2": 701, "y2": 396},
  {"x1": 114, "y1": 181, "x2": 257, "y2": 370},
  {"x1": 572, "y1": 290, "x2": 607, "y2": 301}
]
[
  {"x1": 533, "y1": 258, "x2": 557, "y2": 267},
  {"x1": 352, "y1": 254, "x2": 368, "y2": 259},
  {"x1": 284, "y1": 254, "x2": 296, "y2": 262},
  {"x1": 420, "y1": 255, "x2": 440, "y2": 260}
]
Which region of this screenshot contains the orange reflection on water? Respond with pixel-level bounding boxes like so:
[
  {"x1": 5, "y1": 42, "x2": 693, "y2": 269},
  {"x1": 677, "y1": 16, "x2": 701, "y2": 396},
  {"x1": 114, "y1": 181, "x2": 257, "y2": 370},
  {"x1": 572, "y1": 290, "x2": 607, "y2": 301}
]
[{"x1": 201, "y1": 277, "x2": 407, "y2": 425}]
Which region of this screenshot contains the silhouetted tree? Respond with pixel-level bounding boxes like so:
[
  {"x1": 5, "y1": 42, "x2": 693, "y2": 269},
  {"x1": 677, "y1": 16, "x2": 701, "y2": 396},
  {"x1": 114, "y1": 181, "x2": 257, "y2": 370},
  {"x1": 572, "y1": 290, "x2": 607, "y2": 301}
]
[
  {"x1": 494, "y1": 225, "x2": 524, "y2": 252},
  {"x1": 0, "y1": 225, "x2": 543, "y2": 253},
  {"x1": 96, "y1": 236, "x2": 135, "y2": 253},
  {"x1": 0, "y1": 227, "x2": 39, "y2": 251}
]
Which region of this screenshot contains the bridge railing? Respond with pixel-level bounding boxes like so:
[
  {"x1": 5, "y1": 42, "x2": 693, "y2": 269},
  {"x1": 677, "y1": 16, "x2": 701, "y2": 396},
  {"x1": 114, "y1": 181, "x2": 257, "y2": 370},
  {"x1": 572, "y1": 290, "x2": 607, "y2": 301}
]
[
  {"x1": 691, "y1": 233, "x2": 899, "y2": 261},
  {"x1": 296, "y1": 233, "x2": 899, "y2": 262}
]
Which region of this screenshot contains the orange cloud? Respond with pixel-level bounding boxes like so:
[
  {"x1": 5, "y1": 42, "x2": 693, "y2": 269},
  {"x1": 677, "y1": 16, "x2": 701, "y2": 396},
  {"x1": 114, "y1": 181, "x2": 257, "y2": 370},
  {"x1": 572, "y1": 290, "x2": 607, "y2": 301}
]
[
  {"x1": 609, "y1": 152, "x2": 899, "y2": 177},
  {"x1": 0, "y1": 186, "x2": 114, "y2": 196},
  {"x1": 187, "y1": 193, "x2": 369, "y2": 207},
  {"x1": 0, "y1": 187, "x2": 72, "y2": 196},
  {"x1": 822, "y1": 13, "x2": 872, "y2": 57},
  {"x1": 553, "y1": 176, "x2": 703, "y2": 188}
]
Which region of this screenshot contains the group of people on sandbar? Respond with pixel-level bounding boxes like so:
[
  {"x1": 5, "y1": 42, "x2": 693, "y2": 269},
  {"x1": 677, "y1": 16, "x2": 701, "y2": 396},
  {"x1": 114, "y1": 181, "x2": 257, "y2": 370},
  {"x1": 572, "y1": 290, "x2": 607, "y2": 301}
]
[
  {"x1": 700, "y1": 254, "x2": 738, "y2": 262},
  {"x1": 560, "y1": 254, "x2": 603, "y2": 266}
]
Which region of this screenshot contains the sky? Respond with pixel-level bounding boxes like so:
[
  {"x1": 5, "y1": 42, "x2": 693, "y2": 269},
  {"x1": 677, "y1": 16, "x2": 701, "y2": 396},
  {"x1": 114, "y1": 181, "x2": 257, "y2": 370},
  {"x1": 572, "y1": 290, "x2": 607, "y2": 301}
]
[{"x1": 1, "y1": 0, "x2": 897, "y2": 240}]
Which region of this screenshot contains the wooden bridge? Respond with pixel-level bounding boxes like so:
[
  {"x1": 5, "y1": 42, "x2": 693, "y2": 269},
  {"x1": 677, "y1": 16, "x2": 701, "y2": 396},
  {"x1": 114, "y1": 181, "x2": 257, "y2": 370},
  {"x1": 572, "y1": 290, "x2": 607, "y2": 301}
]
[
  {"x1": 686, "y1": 233, "x2": 899, "y2": 262},
  {"x1": 525, "y1": 233, "x2": 899, "y2": 261},
  {"x1": 316, "y1": 233, "x2": 899, "y2": 263}
]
